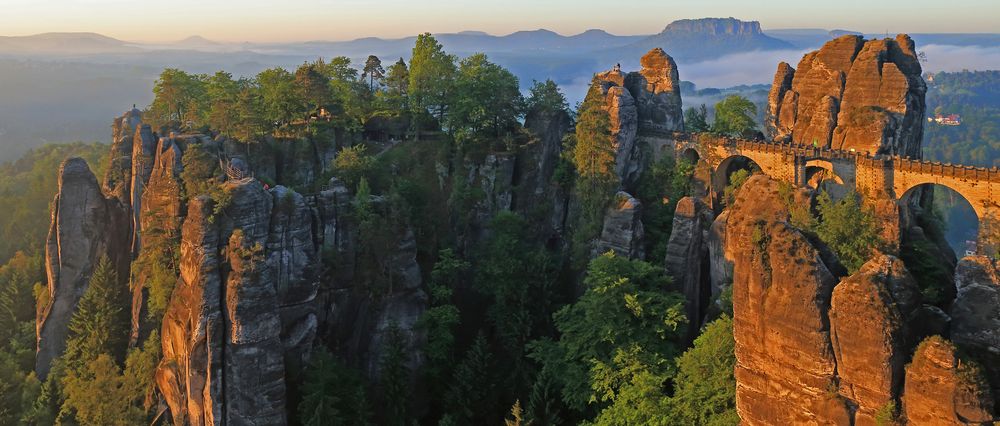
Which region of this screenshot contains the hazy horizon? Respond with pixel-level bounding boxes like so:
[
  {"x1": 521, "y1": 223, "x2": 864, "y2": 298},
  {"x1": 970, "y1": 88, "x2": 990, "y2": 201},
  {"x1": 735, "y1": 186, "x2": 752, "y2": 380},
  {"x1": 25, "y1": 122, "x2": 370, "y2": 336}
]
[{"x1": 2, "y1": 0, "x2": 998, "y2": 43}]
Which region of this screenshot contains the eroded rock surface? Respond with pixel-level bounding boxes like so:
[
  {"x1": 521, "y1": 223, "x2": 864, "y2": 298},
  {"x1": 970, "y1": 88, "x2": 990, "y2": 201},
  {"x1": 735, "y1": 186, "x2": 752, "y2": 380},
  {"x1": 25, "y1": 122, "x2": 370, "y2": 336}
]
[
  {"x1": 663, "y1": 197, "x2": 711, "y2": 338},
  {"x1": 36, "y1": 158, "x2": 122, "y2": 378},
  {"x1": 595, "y1": 191, "x2": 645, "y2": 259},
  {"x1": 829, "y1": 254, "x2": 920, "y2": 424},
  {"x1": 726, "y1": 175, "x2": 850, "y2": 425},
  {"x1": 765, "y1": 34, "x2": 926, "y2": 156},
  {"x1": 624, "y1": 48, "x2": 684, "y2": 133},
  {"x1": 903, "y1": 336, "x2": 996, "y2": 424}
]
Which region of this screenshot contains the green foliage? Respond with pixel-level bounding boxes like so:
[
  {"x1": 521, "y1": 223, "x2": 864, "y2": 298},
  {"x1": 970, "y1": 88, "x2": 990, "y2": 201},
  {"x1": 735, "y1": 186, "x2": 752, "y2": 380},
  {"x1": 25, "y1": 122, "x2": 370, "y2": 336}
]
[
  {"x1": 418, "y1": 249, "x2": 466, "y2": 391},
  {"x1": 149, "y1": 68, "x2": 206, "y2": 128},
  {"x1": 362, "y1": 55, "x2": 386, "y2": 92},
  {"x1": 257, "y1": 67, "x2": 305, "y2": 126},
  {"x1": 298, "y1": 347, "x2": 371, "y2": 426},
  {"x1": 409, "y1": 33, "x2": 457, "y2": 126},
  {"x1": 722, "y1": 168, "x2": 751, "y2": 207},
  {"x1": 449, "y1": 53, "x2": 524, "y2": 143},
  {"x1": 569, "y1": 82, "x2": 618, "y2": 266},
  {"x1": 444, "y1": 333, "x2": 497, "y2": 424},
  {"x1": 205, "y1": 71, "x2": 241, "y2": 135},
  {"x1": 526, "y1": 79, "x2": 570, "y2": 117},
  {"x1": 294, "y1": 62, "x2": 333, "y2": 112},
  {"x1": 900, "y1": 234, "x2": 953, "y2": 305},
  {"x1": 572, "y1": 82, "x2": 616, "y2": 180},
  {"x1": 332, "y1": 144, "x2": 374, "y2": 190},
  {"x1": 711, "y1": 95, "x2": 757, "y2": 137},
  {"x1": 59, "y1": 355, "x2": 147, "y2": 425},
  {"x1": 923, "y1": 70, "x2": 1000, "y2": 168},
  {"x1": 0, "y1": 253, "x2": 41, "y2": 424},
  {"x1": 814, "y1": 191, "x2": 883, "y2": 274},
  {"x1": 380, "y1": 323, "x2": 411, "y2": 426},
  {"x1": 381, "y1": 58, "x2": 410, "y2": 113},
  {"x1": 62, "y1": 257, "x2": 128, "y2": 375},
  {"x1": 179, "y1": 143, "x2": 231, "y2": 220},
  {"x1": 474, "y1": 212, "x2": 558, "y2": 392},
  {"x1": 635, "y1": 156, "x2": 695, "y2": 261},
  {"x1": 669, "y1": 315, "x2": 738, "y2": 426},
  {"x1": 874, "y1": 401, "x2": 898, "y2": 426},
  {"x1": 526, "y1": 368, "x2": 564, "y2": 426},
  {"x1": 684, "y1": 104, "x2": 710, "y2": 132},
  {"x1": 529, "y1": 253, "x2": 686, "y2": 413}
]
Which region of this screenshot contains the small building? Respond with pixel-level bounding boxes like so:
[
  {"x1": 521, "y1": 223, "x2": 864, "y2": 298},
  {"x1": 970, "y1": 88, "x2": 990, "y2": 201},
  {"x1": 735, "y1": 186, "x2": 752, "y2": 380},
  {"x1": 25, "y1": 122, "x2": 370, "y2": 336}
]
[{"x1": 930, "y1": 113, "x2": 961, "y2": 126}]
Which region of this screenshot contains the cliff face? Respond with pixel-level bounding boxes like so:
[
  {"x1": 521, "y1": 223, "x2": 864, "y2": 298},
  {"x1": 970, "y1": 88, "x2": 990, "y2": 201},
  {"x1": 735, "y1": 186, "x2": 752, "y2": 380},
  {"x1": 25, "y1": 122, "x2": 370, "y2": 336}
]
[
  {"x1": 725, "y1": 175, "x2": 851, "y2": 425},
  {"x1": 829, "y1": 254, "x2": 920, "y2": 424},
  {"x1": 765, "y1": 34, "x2": 926, "y2": 157},
  {"x1": 724, "y1": 176, "x2": 997, "y2": 424},
  {"x1": 35, "y1": 158, "x2": 129, "y2": 378}
]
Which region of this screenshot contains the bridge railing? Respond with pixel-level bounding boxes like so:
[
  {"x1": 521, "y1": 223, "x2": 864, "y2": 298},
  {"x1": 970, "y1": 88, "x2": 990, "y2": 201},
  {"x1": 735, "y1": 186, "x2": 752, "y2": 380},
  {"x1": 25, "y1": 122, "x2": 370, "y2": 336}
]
[{"x1": 678, "y1": 132, "x2": 999, "y2": 182}]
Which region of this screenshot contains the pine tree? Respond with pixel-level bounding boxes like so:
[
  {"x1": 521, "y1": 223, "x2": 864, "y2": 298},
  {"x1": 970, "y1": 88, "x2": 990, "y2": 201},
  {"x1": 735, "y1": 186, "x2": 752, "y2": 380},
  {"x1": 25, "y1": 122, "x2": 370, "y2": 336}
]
[
  {"x1": 380, "y1": 322, "x2": 410, "y2": 426},
  {"x1": 62, "y1": 256, "x2": 128, "y2": 375},
  {"x1": 526, "y1": 369, "x2": 563, "y2": 426},
  {"x1": 445, "y1": 333, "x2": 496, "y2": 423},
  {"x1": 362, "y1": 55, "x2": 386, "y2": 92}
]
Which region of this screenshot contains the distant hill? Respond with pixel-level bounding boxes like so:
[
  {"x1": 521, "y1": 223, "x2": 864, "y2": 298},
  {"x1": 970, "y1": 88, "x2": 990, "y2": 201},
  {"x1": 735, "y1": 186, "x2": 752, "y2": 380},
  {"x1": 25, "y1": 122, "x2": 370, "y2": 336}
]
[
  {"x1": 0, "y1": 32, "x2": 138, "y2": 55},
  {"x1": 621, "y1": 18, "x2": 794, "y2": 61}
]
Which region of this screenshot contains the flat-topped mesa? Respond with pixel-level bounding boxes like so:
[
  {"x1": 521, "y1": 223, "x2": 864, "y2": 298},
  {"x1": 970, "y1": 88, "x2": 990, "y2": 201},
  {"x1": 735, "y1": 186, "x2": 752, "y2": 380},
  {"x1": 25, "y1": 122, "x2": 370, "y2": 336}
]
[{"x1": 765, "y1": 34, "x2": 926, "y2": 158}]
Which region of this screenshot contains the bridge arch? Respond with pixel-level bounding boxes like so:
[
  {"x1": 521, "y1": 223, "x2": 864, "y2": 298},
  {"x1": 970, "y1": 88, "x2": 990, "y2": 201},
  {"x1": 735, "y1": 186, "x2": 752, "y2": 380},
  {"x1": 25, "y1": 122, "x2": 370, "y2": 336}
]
[
  {"x1": 712, "y1": 155, "x2": 761, "y2": 208},
  {"x1": 804, "y1": 159, "x2": 849, "y2": 199},
  {"x1": 679, "y1": 147, "x2": 700, "y2": 165},
  {"x1": 899, "y1": 183, "x2": 982, "y2": 256}
]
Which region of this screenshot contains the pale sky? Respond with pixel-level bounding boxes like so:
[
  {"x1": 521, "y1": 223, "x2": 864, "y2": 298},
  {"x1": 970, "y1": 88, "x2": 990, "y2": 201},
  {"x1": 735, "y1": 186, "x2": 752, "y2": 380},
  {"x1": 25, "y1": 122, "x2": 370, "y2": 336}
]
[{"x1": 1, "y1": 0, "x2": 998, "y2": 43}]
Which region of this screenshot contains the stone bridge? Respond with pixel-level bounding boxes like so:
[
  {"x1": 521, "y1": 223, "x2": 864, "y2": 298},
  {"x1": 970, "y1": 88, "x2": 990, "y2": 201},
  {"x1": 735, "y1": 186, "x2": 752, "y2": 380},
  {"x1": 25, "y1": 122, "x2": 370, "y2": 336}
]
[{"x1": 646, "y1": 133, "x2": 1000, "y2": 254}]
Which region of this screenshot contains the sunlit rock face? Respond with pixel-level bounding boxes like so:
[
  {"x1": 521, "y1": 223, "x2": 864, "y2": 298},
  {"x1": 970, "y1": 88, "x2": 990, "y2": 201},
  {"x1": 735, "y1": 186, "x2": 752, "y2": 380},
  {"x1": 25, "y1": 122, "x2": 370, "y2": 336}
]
[{"x1": 766, "y1": 34, "x2": 926, "y2": 157}]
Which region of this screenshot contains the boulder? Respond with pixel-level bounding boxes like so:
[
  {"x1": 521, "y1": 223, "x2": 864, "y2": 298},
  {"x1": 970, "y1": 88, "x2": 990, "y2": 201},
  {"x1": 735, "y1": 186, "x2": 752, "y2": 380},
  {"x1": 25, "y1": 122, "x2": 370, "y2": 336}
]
[
  {"x1": 903, "y1": 336, "x2": 996, "y2": 424},
  {"x1": 595, "y1": 192, "x2": 645, "y2": 259},
  {"x1": 829, "y1": 254, "x2": 920, "y2": 424},
  {"x1": 726, "y1": 175, "x2": 851, "y2": 425}
]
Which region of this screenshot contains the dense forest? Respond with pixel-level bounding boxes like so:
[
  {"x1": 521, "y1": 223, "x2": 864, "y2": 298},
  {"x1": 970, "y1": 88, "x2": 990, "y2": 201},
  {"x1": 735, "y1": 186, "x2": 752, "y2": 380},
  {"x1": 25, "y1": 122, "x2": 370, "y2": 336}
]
[
  {"x1": 0, "y1": 33, "x2": 986, "y2": 426},
  {"x1": 923, "y1": 70, "x2": 1000, "y2": 168}
]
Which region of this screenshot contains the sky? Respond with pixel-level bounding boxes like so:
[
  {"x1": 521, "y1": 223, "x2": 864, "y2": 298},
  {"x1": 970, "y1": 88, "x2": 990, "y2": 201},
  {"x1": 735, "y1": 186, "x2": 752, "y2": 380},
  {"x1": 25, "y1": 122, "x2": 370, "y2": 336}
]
[{"x1": 0, "y1": 0, "x2": 997, "y2": 43}]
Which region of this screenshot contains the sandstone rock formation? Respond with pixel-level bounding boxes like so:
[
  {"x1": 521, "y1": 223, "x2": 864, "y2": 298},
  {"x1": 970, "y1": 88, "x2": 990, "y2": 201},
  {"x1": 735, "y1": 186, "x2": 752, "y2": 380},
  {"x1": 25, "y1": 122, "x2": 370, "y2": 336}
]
[
  {"x1": 156, "y1": 196, "x2": 224, "y2": 426},
  {"x1": 950, "y1": 256, "x2": 1000, "y2": 354},
  {"x1": 726, "y1": 175, "x2": 851, "y2": 424},
  {"x1": 950, "y1": 255, "x2": 1000, "y2": 400},
  {"x1": 36, "y1": 158, "x2": 125, "y2": 378},
  {"x1": 663, "y1": 196, "x2": 711, "y2": 338},
  {"x1": 594, "y1": 74, "x2": 641, "y2": 187},
  {"x1": 624, "y1": 48, "x2": 684, "y2": 134},
  {"x1": 593, "y1": 49, "x2": 684, "y2": 188},
  {"x1": 765, "y1": 34, "x2": 926, "y2": 157},
  {"x1": 903, "y1": 336, "x2": 996, "y2": 424},
  {"x1": 829, "y1": 254, "x2": 920, "y2": 424},
  {"x1": 594, "y1": 191, "x2": 645, "y2": 259},
  {"x1": 706, "y1": 210, "x2": 733, "y2": 315}
]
